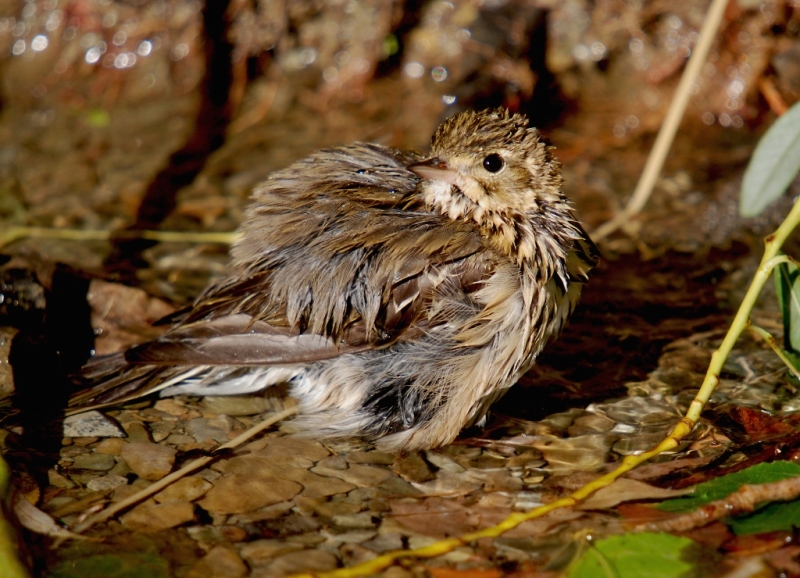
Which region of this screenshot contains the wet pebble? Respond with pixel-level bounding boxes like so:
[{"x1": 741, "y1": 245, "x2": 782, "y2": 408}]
[
  {"x1": 323, "y1": 529, "x2": 377, "y2": 549},
  {"x1": 149, "y1": 421, "x2": 177, "y2": 442},
  {"x1": 424, "y1": 451, "x2": 465, "y2": 473},
  {"x1": 108, "y1": 458, "x2": 133, "y2": 478},
  {"x1": 71, "y1": 453, "x2": 116, "y2": 471},
  {"x1": 123, "y1": 422, "x2": 153, "y2": 443},
  {"x1": 164, "y1": 433, "x2": 195, "y2": 445},
  {"x1": 363, "y1": 532, "x2": 404, "y2": 553},
  {"x1": 263, "y1": 549, "x2": 338, "y2": 577},
  {"x1": 227, "y1": 501, "x2": 295, "y2": 525},
  {"x1": 311, "y1": 463, "x2": 395, "y2": 488},
  {"x1": 239, "y1": 539, "x2": 305, "y2": 566},
  {"x1": 154, "y1": 399, "x2": 195, "y2": 417},
  {"x1": 346, "y1": 451, "x2": 395, "y2": 465},
  {"x1": 121, "y1": 500, "x2": 196, "y2": 532},
  {"x1": 199, "y1": 475, "x2": 301, "y2": 514},
  {"x1": 332, "y1": 512, "x2": 377, "y2": 529},
  {"x1": 60, "y1": 446, "x2": 89, "y2": 459},
  {"x1": 253, "y1": 436, "x2": 330, "y2": 462},
  {"x1": 86, "y1": 474, "x2": 129, "y2": 492},
  {"x1": 47, "y1": 470, "x2": 74, "y2": 489},
  {"x1": 207, "y1": 413, "x2": 239, "y2": 432},
  {"x1": 392, "y1": 453, "x2": 436, "y2": 482},
  {"x1": 62, "y1": 411, "x2": 126, "y2": 438},
  {"x1": 154, "y1": 475, "x2": 212, "y2": 503},
  {"x1": 185, "y1": 417, "x2": 229, "y2": 443},
  {"x1": 95, "y1": 438, "x2": 127, "y2": 455},
  {"x1": 533, "y1": 433, "x2": 614, "y2": 472},
  {"x1": 186, "y1": 545, "x2": 248, "y2": 578},
  {"x1": 410, "y1": 471, "x2": 482, "y2": 495},
  {"x1": 120, "y1": 441, "x2": 177, "y2": 480},
  {"x1": 314, "y1": 500, "x2": 362, "y2": 518},
  {"x1": 202, "y1": 395, "x2": 278, "y2": 416}
]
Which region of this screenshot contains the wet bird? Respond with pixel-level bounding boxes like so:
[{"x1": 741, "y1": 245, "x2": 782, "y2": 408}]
[{"x1": 72, "y1": 108, "x2": 599, "y2": 450}]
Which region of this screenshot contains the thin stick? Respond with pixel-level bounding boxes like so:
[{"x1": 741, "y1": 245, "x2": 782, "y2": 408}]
[
  {"x1": 637, "y1": 475, "x2": 800, "y2": 533},
  {"x1": 748, "y1": 324, "x2": 800, "y2": 380},
  {"x1": 591, "y1": 0, "x2": 730, "y2": 242},
  {"x1": 0, "y1": 226, "x2": 239, "y2": 248},
  {"x1": 71, "y1": 403, "x2": 298, "y2": 534}
]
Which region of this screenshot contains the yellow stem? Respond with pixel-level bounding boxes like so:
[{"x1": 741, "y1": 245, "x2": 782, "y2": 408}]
[
  {"x1": 748, "y1": 324, "x2": 800, "y2": 380},
  {"x1": 0, "y1": 455, "x2": 32, "y2": 578}
]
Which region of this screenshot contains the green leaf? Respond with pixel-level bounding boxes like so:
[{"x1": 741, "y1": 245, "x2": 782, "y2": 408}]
[
  {"x1": 740, "y1": 101, "x2": 800, "y2": 218},
  {"x1": 775, "y1": 259, "x2": 800, "y2": 352},
  {"x1": 656, "y1": 461, "x2": 800, "y2": 513},
  {"x1": 729, "y1": 498, "x2": 800, "y2": 535},
  {"x1": 49, "y1": 551, "x2": 170, "y2": 578},
  {"x1": 567, "y1": 533, "x2": 698, "y2": 578},
  {"x1": 84, "y1": 109, "x2": 111, "y2": 129}
]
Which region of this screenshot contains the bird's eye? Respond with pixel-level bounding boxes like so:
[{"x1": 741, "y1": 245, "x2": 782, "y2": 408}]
[{"x1": 482, "y1": 153, "x2": 504, "y2": 173}]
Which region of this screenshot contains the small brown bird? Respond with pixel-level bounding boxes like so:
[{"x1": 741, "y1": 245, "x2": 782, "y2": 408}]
[{"x1": 73, "y1": 108, "x2": 598, "y2": 450}]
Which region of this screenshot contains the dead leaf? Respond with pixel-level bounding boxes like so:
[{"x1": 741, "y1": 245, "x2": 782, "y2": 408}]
[
  {"x1": 87, "y1": 279, "x2": 175, "y2": 355},
  {"x1": 391, "y1": 498, "x2": 479, "y2": 537},
  {"x1": 578, "y1": 478, "x2": 691, "y2": 510},
  {"x1": 14, "y1": 498, "x2": 91, "y2": 541}
]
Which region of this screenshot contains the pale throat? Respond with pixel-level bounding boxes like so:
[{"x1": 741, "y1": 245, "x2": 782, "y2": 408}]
[{"x1": 420, "y1": 179, "x2": 545, "y2": 267}]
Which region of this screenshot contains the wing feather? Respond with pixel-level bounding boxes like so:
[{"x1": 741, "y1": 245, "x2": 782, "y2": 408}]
[{"x1": 71, "y1": 143, "x2": 493, "y2": 407}]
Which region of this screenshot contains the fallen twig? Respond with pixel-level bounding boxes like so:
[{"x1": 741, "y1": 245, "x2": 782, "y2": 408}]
[
  {"x1": 71, "y1": 403, "x2": 298, "y2": 534},
  {"x1": 635, "y1": 475, "x2": 800, "y2": 533},
  {"x1": 591, "y1": 0, "x2": 730, "y2": 241}
]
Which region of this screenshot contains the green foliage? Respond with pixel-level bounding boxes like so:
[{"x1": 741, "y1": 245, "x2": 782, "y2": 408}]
[
  {"x1": 740, "y1": 101, "x2": 800, "y2": 218},
  {"x1": 775, "y1": 258, "x2": 800, "y2": 352},
  {"x1": 729, "y1": 498, "x2": 800, "y2": 535},
  {"x1": 656, "y1": 461, "x2": 800, "y2": 513},
  {"x1": 567, "y1": 533, "x2": 698, "y2": 578},
  {"x1": 49, "y1": 551, "x2": 170, "y2": 578},
  {"x1": 84, "y1": 109, "x2": 111, "y2": 129}
]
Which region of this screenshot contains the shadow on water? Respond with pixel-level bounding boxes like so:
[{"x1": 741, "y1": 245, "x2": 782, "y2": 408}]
[
  {"x1": 494, "y1": 245, "x2": 749, "y2": 423},
  {"x1": 103, "y1": 0, "x2": 234, "y2": 283},
  {"x1": 2, "y1": 261, "x2": 94, "y2": 485}
]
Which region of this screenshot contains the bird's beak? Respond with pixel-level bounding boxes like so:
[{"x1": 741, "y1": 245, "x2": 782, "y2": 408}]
[{"x1": 408, "y1": 158, "x2": 461, "y2": 187}]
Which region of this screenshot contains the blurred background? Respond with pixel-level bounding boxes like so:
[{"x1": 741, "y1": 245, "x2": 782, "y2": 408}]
[{"x1": 0, "y1": 0, "x2": 797, "y2": 299}]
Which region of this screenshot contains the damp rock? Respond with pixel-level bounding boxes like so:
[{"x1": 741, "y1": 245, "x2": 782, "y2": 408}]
[
  {"x1": 71, "y1": 453, "x2": 116, "y2": 471},
  {"x1": 86, "y1": 474, "x2": 129, "y2": 492},
  {"x1": 199, "y1": 474, "x2": 301, "y2": 514},
  {"x1": 121, "y1": 500, "x2": 196, "y2": 532},
  {"x1": 63, "y1": 411, "x2": 125, "y2": 438},
  {"x1": 120, "y1": 442, "x2": 177, "y2": 481},
  {"x1": 266, "y1": 549, "x2": 339, "y2": 576},
  {"x1": 154, "y1": 476, "x2": 212, "y2": 503}
]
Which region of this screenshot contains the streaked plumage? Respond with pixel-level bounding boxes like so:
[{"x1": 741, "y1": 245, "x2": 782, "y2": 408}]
[{"x1": 72, "y1": 108, "x2": 598, "y2": 450}]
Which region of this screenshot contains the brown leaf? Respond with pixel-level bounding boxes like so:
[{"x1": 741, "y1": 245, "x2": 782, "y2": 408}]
[
  {"x1": 677, "y1": 521, "x2": 733, "y2": 550},
  {"x1": 87, "y1": 279, "x2": 175, "y2": 355},
  {"x1": 390, "y1": 497, "x2": 479, "y2": 537},
  {"x1": 578, "y1": 478, "x2": 691, "y2": 510},
  {"x1": 616, "y1": 503, "x2": 675, "y2": 525},
  {"x1": 723, "y1": 531, "x2": 793, "y2": 556},
  {"x1": 14, "y1": 498, "x2": 90, "y2": 540}
]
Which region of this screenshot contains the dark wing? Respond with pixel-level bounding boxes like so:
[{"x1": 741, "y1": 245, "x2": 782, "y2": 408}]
[{"x1": 71, "y1": 144, "x2": 491, "y2": 407}]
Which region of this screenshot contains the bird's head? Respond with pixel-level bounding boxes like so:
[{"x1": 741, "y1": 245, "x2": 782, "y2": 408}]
[{"x1": 409, "y1": 108, "x2": 573, "y2": 263}]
